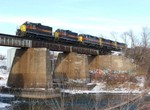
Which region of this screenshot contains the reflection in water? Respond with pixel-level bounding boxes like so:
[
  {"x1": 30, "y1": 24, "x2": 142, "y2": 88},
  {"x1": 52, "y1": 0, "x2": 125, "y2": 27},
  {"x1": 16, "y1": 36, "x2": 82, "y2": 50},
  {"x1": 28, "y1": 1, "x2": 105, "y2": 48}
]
[{"x1": 2, "y1": 93, "x2": 138, "y2": 110}]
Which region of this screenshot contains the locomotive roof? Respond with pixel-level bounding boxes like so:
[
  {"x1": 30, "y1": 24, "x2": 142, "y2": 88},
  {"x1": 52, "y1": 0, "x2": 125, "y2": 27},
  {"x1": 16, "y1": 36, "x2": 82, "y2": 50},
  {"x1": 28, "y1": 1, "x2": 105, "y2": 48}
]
[{"x1": 24, "y1": 21, "x2": 41, "y2": 25}]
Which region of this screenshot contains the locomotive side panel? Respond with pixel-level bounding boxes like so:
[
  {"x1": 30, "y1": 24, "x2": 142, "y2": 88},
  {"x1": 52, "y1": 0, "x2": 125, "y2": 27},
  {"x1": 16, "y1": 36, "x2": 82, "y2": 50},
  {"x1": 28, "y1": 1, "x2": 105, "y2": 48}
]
[{"x1": 54, "y1": 29, "x2": 78, "y2": 43}]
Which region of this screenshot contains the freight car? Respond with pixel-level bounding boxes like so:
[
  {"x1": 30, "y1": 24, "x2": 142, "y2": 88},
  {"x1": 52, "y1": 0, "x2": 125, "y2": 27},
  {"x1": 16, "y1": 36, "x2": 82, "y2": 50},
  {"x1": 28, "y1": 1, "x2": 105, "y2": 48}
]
[{"x1": 16, "y1": 21, "x2": 127, "y2": 50}]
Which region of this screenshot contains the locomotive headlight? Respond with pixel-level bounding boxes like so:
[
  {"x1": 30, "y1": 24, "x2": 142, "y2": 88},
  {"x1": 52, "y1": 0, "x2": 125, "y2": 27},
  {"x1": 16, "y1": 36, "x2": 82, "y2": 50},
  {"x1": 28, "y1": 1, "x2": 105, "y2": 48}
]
[
  {"x1": 20, "y1": 25, "x2": 26, "y2": 32},
  {"x1": 78, "y1": 36, "x2": 83, "y2": 42}
]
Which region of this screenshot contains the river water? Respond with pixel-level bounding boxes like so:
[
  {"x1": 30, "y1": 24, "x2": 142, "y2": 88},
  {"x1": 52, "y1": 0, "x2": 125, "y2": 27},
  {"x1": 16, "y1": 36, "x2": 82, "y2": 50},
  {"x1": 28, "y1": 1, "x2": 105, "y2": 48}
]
[{"x1": 0, "y1": 93, "x2": 139, "y2": 110}]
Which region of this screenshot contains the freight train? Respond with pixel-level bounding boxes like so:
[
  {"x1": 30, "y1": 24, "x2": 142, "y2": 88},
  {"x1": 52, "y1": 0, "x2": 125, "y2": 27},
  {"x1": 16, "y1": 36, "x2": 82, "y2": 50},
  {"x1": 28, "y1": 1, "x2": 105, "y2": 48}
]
[{"x1": 16, "y1": 21, "x2": 127, "y2": 50}]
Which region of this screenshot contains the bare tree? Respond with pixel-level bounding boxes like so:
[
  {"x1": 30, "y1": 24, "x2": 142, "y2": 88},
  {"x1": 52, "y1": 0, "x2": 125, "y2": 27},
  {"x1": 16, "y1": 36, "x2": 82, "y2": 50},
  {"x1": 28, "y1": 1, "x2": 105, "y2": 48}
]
[
  {"x1": 110, "y1": 31, "x2": 118, "y2": 41},
  {"x1": 139, "y1": 27, "x2": 150, "y2": 65},
  {"x1": 121, "y1": 32, "x2": 129, "y2": 45},
  {"x1": 141, "y1": 27, "x2": 150, "y2": 48},
  {"x1": 125, "y1": 28, "x2": 150, "y2": 74},
  {"x1": 126, "y1": 30, "x2": 136, "y2": 48}
]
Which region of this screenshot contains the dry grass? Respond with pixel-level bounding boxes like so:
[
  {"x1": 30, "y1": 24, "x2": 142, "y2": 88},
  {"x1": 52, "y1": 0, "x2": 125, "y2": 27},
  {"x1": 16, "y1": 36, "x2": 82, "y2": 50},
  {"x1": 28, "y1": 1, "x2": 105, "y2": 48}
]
[
  {"x1": 91, "y1": 73, "x2": 142, "y2": 90},
  {"x1": 94, "y1": 73, "x2": 137, "y2": 85}
]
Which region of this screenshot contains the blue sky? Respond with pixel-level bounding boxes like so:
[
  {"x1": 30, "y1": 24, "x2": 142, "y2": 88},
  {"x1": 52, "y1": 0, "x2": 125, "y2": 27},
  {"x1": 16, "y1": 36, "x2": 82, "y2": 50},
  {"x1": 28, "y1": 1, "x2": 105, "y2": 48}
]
[{"x1": 0, "y1": 0, "x2": 150, "y2": 55}]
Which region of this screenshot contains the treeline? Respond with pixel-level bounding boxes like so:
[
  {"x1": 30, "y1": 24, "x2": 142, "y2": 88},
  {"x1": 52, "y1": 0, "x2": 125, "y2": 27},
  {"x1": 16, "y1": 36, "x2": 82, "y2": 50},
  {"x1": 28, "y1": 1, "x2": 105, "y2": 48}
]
[
  {"x1": 110, "y1": 27, "x2": 150, "y2": 71},
  {"x1": 111, "y1": 27, "x2": 150, "y2": 87}
]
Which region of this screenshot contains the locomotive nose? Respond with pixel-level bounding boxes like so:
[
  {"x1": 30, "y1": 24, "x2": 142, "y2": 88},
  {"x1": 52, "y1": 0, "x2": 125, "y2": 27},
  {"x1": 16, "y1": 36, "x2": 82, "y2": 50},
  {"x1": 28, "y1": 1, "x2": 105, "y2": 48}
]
[
  {"x1": 78, "y1": 36, "x2": 83, "y2": 42},
  {"x1": 20, "y1": 25, "x2": 26, "y2": 32}
]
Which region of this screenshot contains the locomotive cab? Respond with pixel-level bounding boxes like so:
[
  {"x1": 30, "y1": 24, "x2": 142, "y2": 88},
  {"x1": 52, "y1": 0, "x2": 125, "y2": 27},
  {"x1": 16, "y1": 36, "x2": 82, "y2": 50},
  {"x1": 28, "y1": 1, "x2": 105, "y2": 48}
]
[{"x1": 16, "y1": 21, "x2": 52, "y2": 39}]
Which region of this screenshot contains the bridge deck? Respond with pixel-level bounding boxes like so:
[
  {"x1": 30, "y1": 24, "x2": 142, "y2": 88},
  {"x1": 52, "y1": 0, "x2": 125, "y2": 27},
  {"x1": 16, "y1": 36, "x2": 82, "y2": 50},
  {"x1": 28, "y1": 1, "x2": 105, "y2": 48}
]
[
  {"x1": 0, "y1": 33, "x2": 32, "y2": 47},
  {"x1": 0, "y1": 33, "x2": 101, "y2": 55}
]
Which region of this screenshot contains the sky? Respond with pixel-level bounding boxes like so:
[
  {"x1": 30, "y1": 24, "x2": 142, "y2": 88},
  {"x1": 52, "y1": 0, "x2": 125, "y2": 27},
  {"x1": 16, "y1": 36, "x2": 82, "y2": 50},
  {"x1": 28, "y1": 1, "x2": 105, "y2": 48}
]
[{"x1": 0, "y1": 0, "x2": 150, "y2": 55}]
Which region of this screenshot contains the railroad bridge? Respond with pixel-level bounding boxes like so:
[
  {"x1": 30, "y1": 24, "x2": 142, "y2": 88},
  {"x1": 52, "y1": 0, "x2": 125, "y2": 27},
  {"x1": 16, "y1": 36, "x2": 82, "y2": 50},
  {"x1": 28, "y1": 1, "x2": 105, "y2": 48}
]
[{"x1": 0, "y1": 33, "x2": 124, "y2": 98}]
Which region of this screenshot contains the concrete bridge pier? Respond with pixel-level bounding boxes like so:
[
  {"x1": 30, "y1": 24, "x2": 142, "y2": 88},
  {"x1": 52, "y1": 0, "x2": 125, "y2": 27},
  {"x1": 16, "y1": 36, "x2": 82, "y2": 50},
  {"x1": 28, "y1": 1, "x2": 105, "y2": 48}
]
[
  {"x1": 7, "y1": 48, "x2": 52, "y2": 89},
  {"x1": 54, "y1": 52, "x2": 89, "y2": 82},
  {"x1": 88, "y1": 55, "x2": 100, "y2": 70}
]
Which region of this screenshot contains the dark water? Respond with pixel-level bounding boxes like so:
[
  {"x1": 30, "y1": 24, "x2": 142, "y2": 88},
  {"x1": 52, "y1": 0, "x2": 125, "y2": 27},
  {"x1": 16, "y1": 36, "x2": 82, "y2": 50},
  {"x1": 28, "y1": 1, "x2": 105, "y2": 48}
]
[{"x1": 0, "y1": 93, "x2": 139, "y2": 110}]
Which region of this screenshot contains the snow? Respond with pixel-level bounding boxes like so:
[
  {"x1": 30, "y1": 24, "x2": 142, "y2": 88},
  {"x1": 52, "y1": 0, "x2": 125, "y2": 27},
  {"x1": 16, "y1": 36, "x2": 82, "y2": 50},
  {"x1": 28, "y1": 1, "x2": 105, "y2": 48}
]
[
  {"x1": 61, "y1": 89, "x2": 144, "y2": 94},
  {"x1": 111, "y1": 51, "x2": 122, "y2": 56},
  {"x1": 61, "y1": 74, "x2": 146, "y2": 94},
  {"x1": 61, "y1": 81, "x2": 145, "y2": 95},
  {"x1": 91, "y1": 83, "x2": 106, "y2": 91},
  {"x1": 0, "y1": 71, "x2": 14, "y2": 109},
  {"x1": 0, "y1": 102, "x2": 11, "y2": 108},
  {"x1": 0, "y1": 69, "x2": 144, "y2": 95},
  {"x1": 0, "y1": 61, "x2": 146, "y2": 96},
  {"x1": 136, "y1": 76, "x2": 145, "y2": 87},
  {"x1": 0, "y1": 93, "x2": 14, "y2": 98},
  {"x1": 0, "y1": 72, "x2": 9, "y2": 87}
]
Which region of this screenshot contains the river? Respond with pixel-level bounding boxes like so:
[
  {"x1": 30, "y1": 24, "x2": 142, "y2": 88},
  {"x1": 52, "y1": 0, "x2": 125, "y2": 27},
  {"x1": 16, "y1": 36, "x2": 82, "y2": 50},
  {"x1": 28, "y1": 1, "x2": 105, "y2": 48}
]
[{"x1": 0, "y1": 93, "x2": 141, "y2": 110}]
